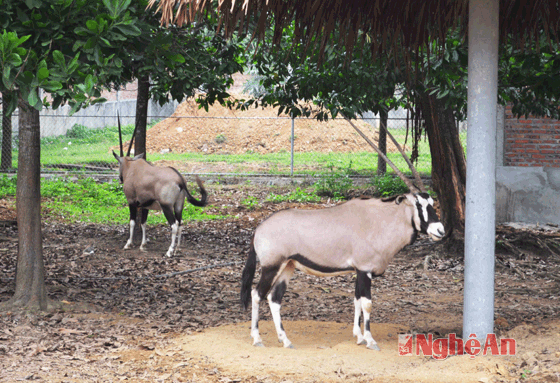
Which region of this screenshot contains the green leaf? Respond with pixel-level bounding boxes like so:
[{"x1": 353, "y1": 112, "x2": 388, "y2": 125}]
[
  {"x1": 170, "y1": 54, "x2": 186, "y2": 63},
  {"x1": 53, "y1": 50, "x2": 65, "y2": 67},
  {"x1": 37, "y1": 67, "x2": 49, "y2": 81},
  {"x1": 114, "y1": 23, "x2": 141, "y2": 36},
  {"x1": 25, "y1": 0, "x2": 42, "y2": 9},
  {"x1": 42, "y1": 80, "x2": 63, "y2": 92},
  {"x1": 6, "y1": 53, "x2": 22, "y2": 67},
  {"x1": 27, "y1": 89, "x2": 39, "y2": 107},
  {"x1": 86, "y1": 20, "x2": 98, "y2": 32}
]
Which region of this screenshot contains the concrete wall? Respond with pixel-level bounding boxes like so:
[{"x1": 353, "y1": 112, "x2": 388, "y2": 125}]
[
  {"x1": 10, "y1": 98, "x2": 178, "y2": 138},
  {"x1": 495, "y1": 105, "x2": 560, "y2": 225}
]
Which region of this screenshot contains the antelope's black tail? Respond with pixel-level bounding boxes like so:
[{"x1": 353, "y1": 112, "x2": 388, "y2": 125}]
[
  {"x1": 179, "y1": 174, "x2": 207, "y2": 207},
  {"x1": 241, "y1": 238, "x2": 257, "y2": 310}
]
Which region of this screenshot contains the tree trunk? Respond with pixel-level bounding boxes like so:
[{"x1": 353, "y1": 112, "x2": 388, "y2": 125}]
[
  {"x1": 4, "y1": 97, "x2": 48, "y2": 310},
  {"x1": 134, "y1": 75, "x2": 150, "y2": 159},
  {"x1": 1, "y1": 93, "x2": 13, "y2": 171},
  {"x1": 377, "y1": 109, "x2": 388, "y2": 176},
  {"x1": 419, "y1": 94, "x2": 467, "y2": 237}
]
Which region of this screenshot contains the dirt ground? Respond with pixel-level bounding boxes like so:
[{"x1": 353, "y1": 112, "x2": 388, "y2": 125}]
[
  {"x1": 134, "y1": 74, "x2": 405, "y2": 157},
  {"x1": 1, "y1": 183, "x2": 560, "y2": 383}
]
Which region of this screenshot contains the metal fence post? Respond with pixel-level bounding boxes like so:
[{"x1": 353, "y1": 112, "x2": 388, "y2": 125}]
[{"x1": 291, "y1": 117, "x2": 294, "y2": 177}]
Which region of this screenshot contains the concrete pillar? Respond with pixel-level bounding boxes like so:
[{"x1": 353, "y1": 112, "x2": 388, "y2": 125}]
[{"x1": 463, "y1": 0, "x2": 499, "y2": 341}]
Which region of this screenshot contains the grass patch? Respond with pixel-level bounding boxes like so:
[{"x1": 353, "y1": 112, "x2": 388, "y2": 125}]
[
  {"x1": 22, "y1": 122, "x2": 439, "y2": 177},
  {"x1": 1, "y1": 176, "x2": 224, "y2": 224},
  {"x1": 0, "y1": 175, "x2": 17, "y2": 198},
  {"x1": 265, "y1": 187, "x2": 322, "y2": 203}
]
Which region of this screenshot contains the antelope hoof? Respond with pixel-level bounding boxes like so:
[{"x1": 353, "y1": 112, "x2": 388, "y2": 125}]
[
  {"x1": 367, "y1": 343, "x2": 381, "y2": 351},
  {"x1": 357, "y1": 339, "x2": 367, "y2": 346},
  {"x1": 139, "y1": 245, "x2": 148, "y2": 252},
  {"x1": 253, "y1": 342, "x2": 265, "y2": 348},
  {"x1": 285, "y1": 343, "x2": 295, "y2": 349}
]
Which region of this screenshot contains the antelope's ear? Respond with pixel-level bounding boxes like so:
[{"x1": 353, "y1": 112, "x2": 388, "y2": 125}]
[
  {"x1": 395, "y1": 195, "x2": 407, "y2": 205},
  {"x1": 133, "y1": 153, "x2": 145, "y2": 160}
]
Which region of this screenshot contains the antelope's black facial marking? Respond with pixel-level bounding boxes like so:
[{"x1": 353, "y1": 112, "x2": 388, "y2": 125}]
[
  {"x1": 414, "y1": 193, "x2": 437, "y2": 233},
  {"x1": 409, "y1": 217, "x2": 418, "y2": 245}
]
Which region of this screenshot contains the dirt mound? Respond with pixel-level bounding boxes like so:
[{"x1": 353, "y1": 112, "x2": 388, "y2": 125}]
[{"x1": 145, "y1": 93, "x2": 402, "y2": 155}]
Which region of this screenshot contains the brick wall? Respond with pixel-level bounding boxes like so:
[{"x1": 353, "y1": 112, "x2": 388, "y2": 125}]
[{"x1": 504, "y1": 105, "x2": 560, "y2": 167}]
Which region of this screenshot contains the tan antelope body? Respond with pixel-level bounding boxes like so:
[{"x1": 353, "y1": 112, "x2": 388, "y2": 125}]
[
  {"x1": 112, "y1": 152, "x2": 207, "y2": 257},
  {"x1": 240, "y1": 120, "x2": 448, "y2": 350},
  {"x1": 241, "y1": 192, "x2": 445, "y2": 350}
]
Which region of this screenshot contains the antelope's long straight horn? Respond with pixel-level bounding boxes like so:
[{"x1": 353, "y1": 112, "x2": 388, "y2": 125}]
[
  {"x1": 345, "y1": 118, "x2": 418, "y2": 193},
  {"x1": 379, "y1": 120, "x2": 427, "y2": 192},
  {"x1": 126, "y1": 121, "x2": 138, "y2": 157},
  {"x1": 118, "y1": 111, "x2": 124, "y2": 157}
]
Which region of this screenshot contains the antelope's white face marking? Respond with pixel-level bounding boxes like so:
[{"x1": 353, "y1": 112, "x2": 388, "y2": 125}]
[
  {"x1": 414, "y1": 193, "x2": 445, "y2": 241},
  {"x1": 417, "y1": 195, "x2": 433, "y2": 222}
]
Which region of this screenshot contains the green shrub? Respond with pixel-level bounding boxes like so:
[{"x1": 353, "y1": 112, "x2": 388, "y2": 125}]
[
  {"x1": 66, "y1": 124, "x2": 92, "y2": 139},
  {"x1": 0, "y1": 175, "x2": 17, "y2": 197},
  {"x1": 372, "y1": 174, "x2": 409, "y2": 197},
  {"x1": 241, "y1": 195, "x2": 259, "y2": 210},
  {"x1": 314, "y1": 162, "x2": 353, "y2": 199},
  {"x1": 215, "y1": 134, "x2": 227, "y2": 144},
  {"x1": 266, "y1": 187, "x2": 321, "y2": 203}
]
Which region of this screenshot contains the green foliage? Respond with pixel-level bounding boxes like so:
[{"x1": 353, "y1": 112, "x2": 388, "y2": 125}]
[
  {"x1": 372, "y1": 174, "x2": 410, "y2": 197},
  {"x1": 265, "y1": 187, "x2": 321, "y2": 203},
  {"x1": 36, "y1": 177, "x2": 223, "y2": 224},
  {"x1": 0, "y1": 0, "x2": 142, "y2": 114},
  {"x1": 241, "y1": 195, "x2": 259, "y2": 210},
  {"x1": 0, "y1": 175, "x2": 17, "y2": 197},
  {"x1": 215, "y1": 134, "x2": 227, "y2": 144},
  {"x1": 314, "y1": 163, "x2": 354, "y2": 199},
  {"x1": 65, "y1": 124, "x2": 93, "y2": 140}
]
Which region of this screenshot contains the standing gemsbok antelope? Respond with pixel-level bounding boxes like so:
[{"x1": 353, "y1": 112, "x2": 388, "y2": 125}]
[
  {"x1": 240, "y1": 119, "x2": 446, "y2": 350},
  {"x1": 113, "y1": 117, "x2": 207, "y2": 257}
]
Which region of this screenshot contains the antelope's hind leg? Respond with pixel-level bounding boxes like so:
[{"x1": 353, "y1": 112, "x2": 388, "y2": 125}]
[
  {"x1": 354, "y1": 271, "x2": 381, "y2": 351},
  {"x1": 267, "y1": 262, "x2": 295, "y2": 349},
  {"x1": 174, "y1": 200, "x2": 184, "y2": 251},
  {"x1": 124, "y1": 204, "x2": 137, "y2": 250},
  {"x1": 162, "y1": 204, "x2": 178, "y2": 257},
  {"x1": 139, "y1": 209, "x2": 149, "y2": 251},
  {"x1": 250, "y1": 264, "x2": 281, "y2": 347}
]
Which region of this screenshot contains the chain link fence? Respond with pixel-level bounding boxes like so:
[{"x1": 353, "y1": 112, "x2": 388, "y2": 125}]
[{"x1": 0, "y1": 104, "x2": 436, "y2": 178}]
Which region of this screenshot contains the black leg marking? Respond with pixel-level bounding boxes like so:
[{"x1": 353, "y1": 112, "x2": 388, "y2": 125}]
[
  {"x1": 128, "y1": 204, "x2": 138, "y2": 221},
  {"x1": 270, "y1": 281, "x2": 287, "y2": 304},
  {"x1": 365, "y1": 318, "x2": 371, "y2": 333},
  {"x1": 141, "y1": 208, "x2": 149, "y2": 225},
  {"x1": 161, "y1": 204, "x2": 176, "y2": 226},
  {"x1": 355, "y1": 271, "x2": 372, "y2": 300},
  {"x1": 256, "y1": 265, "x2": 281, "y2": 300}
]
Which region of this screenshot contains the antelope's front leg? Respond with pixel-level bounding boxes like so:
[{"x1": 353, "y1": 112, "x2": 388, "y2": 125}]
[
  {"x1": 355, "y1": 271, "x2": 380, "y2": 350},
  {"x1": 124, "y1": 204, "x2": 137, "y2": 250},
  {"x1": 353, "y1": 297, "x2": 365, "y2": 345}
]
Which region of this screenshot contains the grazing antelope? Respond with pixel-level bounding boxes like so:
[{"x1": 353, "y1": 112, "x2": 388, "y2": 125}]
[
  {"x1": 112, "y1": 117, "x2": 207, "y2": 257},
  {"x1": 240, "y1": 120, "x2": 445, "y2": 350}
]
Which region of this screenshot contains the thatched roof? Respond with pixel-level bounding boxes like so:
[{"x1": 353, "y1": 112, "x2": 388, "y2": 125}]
[{"x1": 148, "y1": 0, "x2": 560, "y2": 53}]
